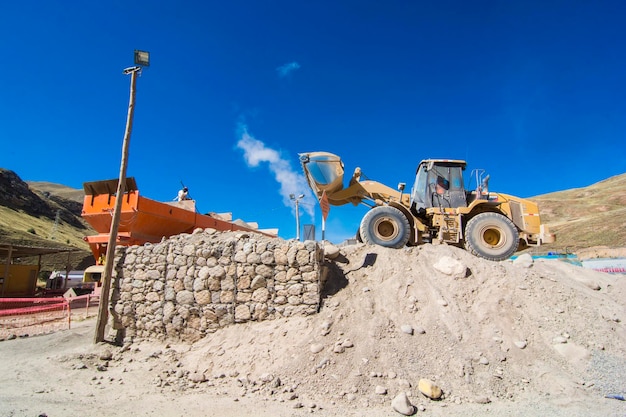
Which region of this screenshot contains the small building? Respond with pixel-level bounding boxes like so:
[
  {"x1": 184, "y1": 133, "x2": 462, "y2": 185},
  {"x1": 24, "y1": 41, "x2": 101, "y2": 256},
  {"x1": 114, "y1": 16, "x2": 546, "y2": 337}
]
[{"x1": 0, "y1": 243, "x2": 79, "y2": 297}]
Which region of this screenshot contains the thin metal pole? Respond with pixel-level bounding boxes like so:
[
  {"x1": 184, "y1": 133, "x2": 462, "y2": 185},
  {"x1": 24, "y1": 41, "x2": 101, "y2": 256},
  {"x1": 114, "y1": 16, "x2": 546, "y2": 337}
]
[
  {"x1": 94, "y1": 68, "x2": 139, "y2": 343},
  {"x1": 295, "y1": 199, "x2": 301, "y2": 241}
]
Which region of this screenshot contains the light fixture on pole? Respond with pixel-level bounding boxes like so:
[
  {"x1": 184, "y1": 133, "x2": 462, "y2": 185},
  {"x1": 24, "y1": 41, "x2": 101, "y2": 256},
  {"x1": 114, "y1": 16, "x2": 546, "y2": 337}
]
[
  {"x1": 290, "y1": 193, "x2": 305, "y2": 241},
  {"x1": 95, "y1": 49, "x2": 150, "y2": 344},
  {"x1": 134, "y1": 50, "x2": 150, "y2": 67}
]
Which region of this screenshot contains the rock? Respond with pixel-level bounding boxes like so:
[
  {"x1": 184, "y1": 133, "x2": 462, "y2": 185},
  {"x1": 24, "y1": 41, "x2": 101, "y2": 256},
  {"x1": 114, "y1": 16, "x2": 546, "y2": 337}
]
[
  {"x1": 234, "y1": 304, "x2": 251, "y2": 321},
  {"x1": 414, "y1": 326, "x2": 426, "y2": 334},
  {"x1": 310, "y1": 343, "x2": 324, "y2": 354},
  {"x1": 270, "y1": 377, "x2": 281, "y2": 388},
  {"x1": 513, "y1": 253, "x2": 533, "y2": 268},
  {"x1": 474, "y1": 396, "x2": 491, "y2": 404},
  {"x1": 320, "y1": 320, "x2": 332, "y2": 336},
  {"x1": 250, "y1": 276, "x2": 267, "y2": 290},
  {"x1": 400, "y1": 325, "x2": 414, "y2": 335},
  {"x1": 323, "y1": 244, "x2": 341, "y2": 259},
  {"x1": 437, "y1": 299, "x2": 448, "y2": 307},
  {"x1": 341, "y1": 339, "x2": 354, "y2": 348},
  {"x1": 316, "y1": 358, "x2": 330, "y2": 369},
  {"x1": 333, "y1": 344, "x2": 345, "y2": 354},
  {"x1": 391, "y1": 391, "x2": 415, "y2": 416},
  {"x1": 553, "y1": 336, "x2": 568, "y2": 344},
  {"x1": 479, "y1": 356, "x2": 489, "y2": 365},
  {"x1": 375, "y1": 385, "x2": 387, "y2": 395},
  {"x1": 188, "y1": 371, "x2": 206, "y2": 383},
  {"x1": 433, "y1": 256, "x2": 468, "y2": 278},
  {"x1": 259, "y1": 373, "x2": 274, "y2": 383},
  {"x1": 418, "y1": 379, "x2": 442, "y2": 400},
  {"x1": 175, "y1": 290, "x2": 195, "y2": 305},
  {"x1": 99, "y1": 350, "x2": 113, "y2": 361},
  {"x1": 514, "y1": 340, "x2": 528, "y2": 349}
]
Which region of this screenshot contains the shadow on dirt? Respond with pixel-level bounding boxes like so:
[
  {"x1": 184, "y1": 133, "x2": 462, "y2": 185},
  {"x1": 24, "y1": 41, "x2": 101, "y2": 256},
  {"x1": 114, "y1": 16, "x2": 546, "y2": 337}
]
[{"x1": 320, "y1": 252, "x2": 378, "y2": 299}]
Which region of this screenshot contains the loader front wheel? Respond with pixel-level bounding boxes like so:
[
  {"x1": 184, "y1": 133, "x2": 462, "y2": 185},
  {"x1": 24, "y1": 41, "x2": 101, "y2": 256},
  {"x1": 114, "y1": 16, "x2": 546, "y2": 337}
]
[
  {"x1": 464, "y1": 212, "x2": 519, "y2": 261},
  {"x1": 360, "y1": 206, "x2": 410, "y2": 249}
]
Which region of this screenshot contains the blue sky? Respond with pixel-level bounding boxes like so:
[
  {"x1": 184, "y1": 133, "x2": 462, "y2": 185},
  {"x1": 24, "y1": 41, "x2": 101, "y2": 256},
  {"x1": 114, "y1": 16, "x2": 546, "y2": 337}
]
[{"x1": 1, "y1": 1, "x2": 625, "y2": 243}]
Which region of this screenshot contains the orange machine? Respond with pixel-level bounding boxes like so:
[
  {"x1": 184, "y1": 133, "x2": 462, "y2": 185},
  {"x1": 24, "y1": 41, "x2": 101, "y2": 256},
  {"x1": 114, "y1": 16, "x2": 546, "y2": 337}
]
[{"x1": 82, "y1": 178, "x2": 277, "y2": 264}]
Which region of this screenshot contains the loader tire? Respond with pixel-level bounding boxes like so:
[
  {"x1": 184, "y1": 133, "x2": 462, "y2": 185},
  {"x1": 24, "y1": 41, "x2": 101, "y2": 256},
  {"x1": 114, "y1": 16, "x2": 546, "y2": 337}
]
[
  {"x1": 360, "y1": 206, "x2": 410, "y2": 249},
  {"x1": 464, "y1": 212, "x2": 519, "y2": 261}
]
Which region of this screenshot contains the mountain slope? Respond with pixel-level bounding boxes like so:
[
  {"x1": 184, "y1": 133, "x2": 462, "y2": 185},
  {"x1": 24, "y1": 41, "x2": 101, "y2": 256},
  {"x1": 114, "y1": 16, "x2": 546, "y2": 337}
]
[
  {"x1": 0, "y1": 169, "x2": 93, "y2": 270},
  {"x1": 27, "y1": 180, "x2": 85, "y2": 203},
  {"x1": 531, "y1": 173, "x2": 626, "y2": 252}
]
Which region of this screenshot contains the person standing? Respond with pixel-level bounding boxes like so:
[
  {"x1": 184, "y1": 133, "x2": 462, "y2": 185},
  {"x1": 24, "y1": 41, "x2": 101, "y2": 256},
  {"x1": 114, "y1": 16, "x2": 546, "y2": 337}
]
[{"x1": 176, "y1": 187, "x2": 189, "y2": 201}]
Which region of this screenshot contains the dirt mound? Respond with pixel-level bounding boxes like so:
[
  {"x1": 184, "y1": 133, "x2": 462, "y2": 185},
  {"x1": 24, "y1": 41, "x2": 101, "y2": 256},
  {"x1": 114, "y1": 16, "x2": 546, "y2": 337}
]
[
  {"x1": 174, "y1": 244, "x2": 626, "y2": 405},
  {"x1": 1, "y1": 242, "x2": 625, "y2": 417}
]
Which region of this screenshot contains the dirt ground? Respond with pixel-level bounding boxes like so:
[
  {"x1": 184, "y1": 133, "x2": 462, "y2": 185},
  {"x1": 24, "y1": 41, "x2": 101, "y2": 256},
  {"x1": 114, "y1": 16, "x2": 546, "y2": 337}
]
[{"x1": 1, "y1": 243, "x2": 625, "y2": 417}]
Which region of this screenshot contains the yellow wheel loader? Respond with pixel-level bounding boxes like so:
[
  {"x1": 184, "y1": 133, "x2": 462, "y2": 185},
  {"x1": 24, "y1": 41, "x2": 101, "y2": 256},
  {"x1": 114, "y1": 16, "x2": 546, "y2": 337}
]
[{"x1": 299, "y1": 152, "x2": 555, "y2": 261}]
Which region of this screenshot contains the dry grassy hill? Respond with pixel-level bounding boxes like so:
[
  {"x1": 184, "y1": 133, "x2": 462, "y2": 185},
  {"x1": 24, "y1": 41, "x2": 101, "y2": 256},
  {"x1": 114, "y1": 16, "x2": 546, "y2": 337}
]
[
  {"x1": 0, "y1": 169, "x2": 93, "y2": 271},
  {"x1": 531, "y1": 173, "x2": 626, "y2": 253},
  {"x1": 27, "y1": 180, "x2": 85, "y2": 203}
]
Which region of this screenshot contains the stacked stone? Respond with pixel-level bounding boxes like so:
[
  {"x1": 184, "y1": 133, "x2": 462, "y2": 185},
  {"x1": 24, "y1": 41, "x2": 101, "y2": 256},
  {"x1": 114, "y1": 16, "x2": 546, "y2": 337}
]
[{"x1": 110, "y1": 229, "x2": 322, "y2": 341}]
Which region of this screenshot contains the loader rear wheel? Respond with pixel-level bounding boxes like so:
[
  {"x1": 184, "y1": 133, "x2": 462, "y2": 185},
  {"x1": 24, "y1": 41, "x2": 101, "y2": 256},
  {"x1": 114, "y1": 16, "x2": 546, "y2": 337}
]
[
  {"x1": 360, "y1": 206, "x2": 410, "y2": 249},
  {"x1": 464, "y1": 212, "x2": 519, "y2": 261}
]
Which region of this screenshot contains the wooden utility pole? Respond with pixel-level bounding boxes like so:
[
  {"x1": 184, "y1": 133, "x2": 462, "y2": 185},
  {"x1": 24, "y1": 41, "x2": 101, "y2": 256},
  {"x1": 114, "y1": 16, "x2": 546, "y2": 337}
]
[{"x1": 94, "y1": 66, "x2": 141, "y2": 343}]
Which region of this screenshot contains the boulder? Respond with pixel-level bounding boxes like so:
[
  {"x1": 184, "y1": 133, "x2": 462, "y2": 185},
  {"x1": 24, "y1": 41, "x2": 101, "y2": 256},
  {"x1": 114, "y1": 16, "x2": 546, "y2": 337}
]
[
  {"x1": 418, "y1": 378, "x2": 442, "y2": 400},
  {"x1": 391, "y1": 391, "x2": 416, "y2": 415}
]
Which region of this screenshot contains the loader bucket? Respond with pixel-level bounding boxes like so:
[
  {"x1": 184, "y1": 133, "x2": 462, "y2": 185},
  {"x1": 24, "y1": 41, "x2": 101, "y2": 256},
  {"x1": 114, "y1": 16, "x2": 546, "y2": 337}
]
[{"x1": 299, "y1": 152, "x2": 345, "y2": 196}]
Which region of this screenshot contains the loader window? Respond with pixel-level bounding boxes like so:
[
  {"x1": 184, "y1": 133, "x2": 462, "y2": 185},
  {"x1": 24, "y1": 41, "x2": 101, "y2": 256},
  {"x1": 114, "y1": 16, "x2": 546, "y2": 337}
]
[
  {"x1": 411, "y1": 162, "x2": 467, "y2": 212},
  {"x1": 419, "y1": 165, "x2": 467, "y2": 209},
  {"x1": 410, "y1": 164, "x2": 429, "y2": 213}
]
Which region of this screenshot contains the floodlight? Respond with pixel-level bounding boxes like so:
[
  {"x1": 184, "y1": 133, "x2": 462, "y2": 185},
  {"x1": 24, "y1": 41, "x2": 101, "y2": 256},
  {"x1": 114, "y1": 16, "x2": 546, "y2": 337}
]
[{"x1": 134, "y1": 50, "x2": 150, "y2": 67}]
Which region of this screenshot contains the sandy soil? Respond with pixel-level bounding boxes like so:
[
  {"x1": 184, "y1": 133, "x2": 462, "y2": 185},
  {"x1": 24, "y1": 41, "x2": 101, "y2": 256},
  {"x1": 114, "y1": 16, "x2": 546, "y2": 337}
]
[{"x1": 1, "y1": 243, "x2": 625, "y2": 417}]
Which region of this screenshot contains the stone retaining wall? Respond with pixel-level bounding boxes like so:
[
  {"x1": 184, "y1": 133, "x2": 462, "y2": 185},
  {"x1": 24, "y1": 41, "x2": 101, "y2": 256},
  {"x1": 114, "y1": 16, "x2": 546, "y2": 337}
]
[{"x1": 109, "y1": 229, "x2": 323, "y2": 341}]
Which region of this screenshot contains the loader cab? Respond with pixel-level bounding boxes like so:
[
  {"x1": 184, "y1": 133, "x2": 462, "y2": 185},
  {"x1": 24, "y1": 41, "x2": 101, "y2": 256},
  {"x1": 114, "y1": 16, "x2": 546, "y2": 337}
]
[{"x1": 410, "y1": 159, "x2": 467, "y2": 215}]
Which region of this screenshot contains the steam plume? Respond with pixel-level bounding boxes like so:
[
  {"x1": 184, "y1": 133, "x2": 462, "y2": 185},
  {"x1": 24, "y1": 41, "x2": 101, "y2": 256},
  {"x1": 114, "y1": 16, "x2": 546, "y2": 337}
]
[{"x1": 236, "y1": 125, "x2": 314, "y2": 217}]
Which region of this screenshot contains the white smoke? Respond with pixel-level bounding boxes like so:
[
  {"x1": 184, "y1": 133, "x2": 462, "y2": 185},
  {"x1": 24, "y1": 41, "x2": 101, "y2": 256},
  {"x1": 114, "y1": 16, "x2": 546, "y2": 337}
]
[
  {"x1": 236, "y1": 125, "x2": 314, "y2": 217},
  {"x1": 276, "y1": 61, "x2": 301, "y2": 78}
]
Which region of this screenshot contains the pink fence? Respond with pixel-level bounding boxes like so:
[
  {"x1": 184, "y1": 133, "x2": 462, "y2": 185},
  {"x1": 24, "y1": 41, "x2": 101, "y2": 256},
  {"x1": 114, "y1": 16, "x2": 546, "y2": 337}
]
[{"x1": 0, "y1": 293, "x2": 100, "y2": 339}]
